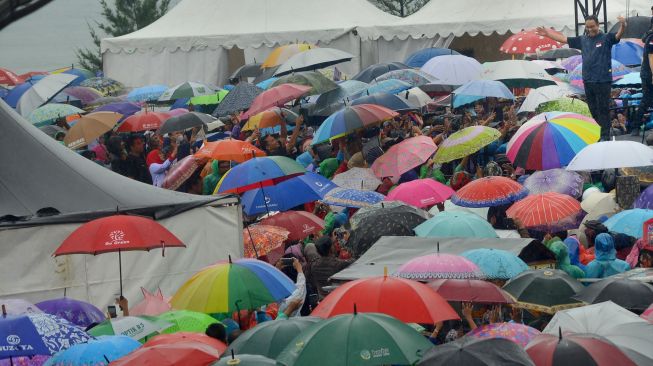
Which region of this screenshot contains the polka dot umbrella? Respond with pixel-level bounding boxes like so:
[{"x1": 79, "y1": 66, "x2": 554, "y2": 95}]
[{"x1": 500, "y1": 29, "x2": 563, "y2": 55}]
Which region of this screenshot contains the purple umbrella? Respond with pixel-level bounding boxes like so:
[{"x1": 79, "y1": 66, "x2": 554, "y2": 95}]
[
  {"x1": 92, "y1": 102, "x2": 142, "y2": 119},
  {"x1": 523, "y1": 169, "x2": 584, "y2": 198},
  {"x1": 61, "y1": 86, "x2": 103, "y2": 105},
  {"x1": 0, "y1": 356, "x2": 49, "y2": 366},
  {"x1": 35, "y1": 297, "x2": 105, "y2": 328},
  {"x1": 561, "y1": 55, "x2": 582, "y2": 72},
  {"x1": 635, "y1": 185, "x2": 653, "y2": 209}
]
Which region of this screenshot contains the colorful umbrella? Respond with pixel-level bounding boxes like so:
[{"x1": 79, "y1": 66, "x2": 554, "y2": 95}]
[
  {"x1": 0, "y1": 356, "x2": 49, "y2": 366},
  {"x1": 312, "y1": 104, "x2": 398, "y2": 144},
  {"x1": 270, "y1": 71, "x2": 337, "y2": 95},
  {"x1": 16, "y1": 74, "x2": 78, "y2": 117},
  {"x1": 242, "y1": 107, "x2": 297, "y2": 131},
  {"x1": 404, "y1": 47, "x2": 460, "y2": 68},
  {"x1": 506, "y1": 192, "x2": 583, "y2": 232},
  {"x1": 215, "y1": 156, "x2": 305, "y2": 194},
  {"x1": 110, "y1": 342, "x2": 221, "y2": 366},
  {"x1": 467, "y1": 322, "x2": 541, "y2": 347},
  {"x1": 241, "y1": 84, "x2": 311, "y2": 119},
  {"x1": 420, "y1": 55, "x2": 482, "y2": 85},
  {"x1": 452, "y1": 176, "x2": 528, "y2": 208},
  {"x1": 92, "y1": 101, "x2": 140, "y2": 118},
  {"x1": 526, "y1": 333, "x2": 637, "y2": 366},
  {"x1": 614, "y1": 71, "x2": 642, "y2": 87},
  {"x1": 535, "y1": 97, "x2": 591, "y2": 117},
  {"x1": 612, "y1": 40, "x2": 644, "y2": 66},
  {"x1": 419, "y1": 337, "x2": 533, "y2": 366},
  {"x1": 603, "y1": 209, "x2": 653, "y2": 238},
  {"x1": 145, "y1": 332, "x2": 226, "y2": 355},
  {"x1": 353, "y1": 62, "x2": 410, "y2": 83},
  {"x1": 17, "y1": 313, "x2": 92, "y2": 355},
  {"x1": 427, "y1": 279, "x2": 514, "y2": 303},
  {"x1": 158, "y1": 82, "x2": 214, "y2": 101},
  {"x1": 635, "y1": 185, "x2": 653, "y2": 209},
  {"x1": 27, "y1": 103, "x2": 84, "y2": 127},
  {"x1": 34, "y1": 297, "x2": 104, "y2": 328},
  {"x1": 561, "y1": 55, "x2": 583, "y2": 72},
  {"x1": 0, "y1": 315, "x2": 51, "y2": 360},
  {"x1": 500, "y1": 29, "x2": 563, "y2": 54},
  {"x1": 88, "y1": 316, "x2": 172, "y2": 341},
  {"x1": 331, "y1": 168, "x2": 381, "y2": 191},
  {"x1": 321, "y1": 187, "x2": 385, "y2": 208},
  {"x1": 129, "y1": 288, "x2": 171, "y2": 316},
  {"x1": 262, "y1": 43, "x2": 315, "y2": 68},
  {"x1": 415, "y1": 211, "x2": 498, "y2": 239},
  {"x1": 311, "y1": 275, "x2": 459, "y2": 324},
  {"x1": 189, "y1": 89, "x2": 228, "y2": 105},
  {"x1": 274, "y1": 47, "x2": 353, "y2": 76},
  {"x1": 60, "y1": 86, "x2": 103, "y2": 105},
  {"x1": 482, "y1": 60, "x2": 556, "y2": 88},
  {"x1": 44, "y1": 335, "x2": 141, "y2": 366},
  {"x1": 227, "y1": 318, "x2": 321, "y2": 359},
  {"x1": 276, "y1": 312, "x2": 433, "y2": 366},
  {"x1": 195, "y1": 139, "x2": 265, "y2": 163},
  {"x1": 569, "y1": 60, "x2": 630, "y2": 87},
  {"x1": 213, "y1": 82, "x2": 263, "y2": 117},
  {"x1": 503, "y1": 269, "x2": 584, "y2": 314},
  {"x1": 0, "y1": 67, "x2": 23, "y2": 86},
  {"x1": 371, "y1": 135, "x2": 436, "y2": 178},
  {"x1": 80, "y1": 77, "x2": 124, "y2": 95},
  {"x1": 350, "y1": 92, "x2": 413, "y2": 111},
  {"x1": 567, "y1": 140, "x2": 653, "y2": 171},
  {"x1": 63, "y1": 111, "x2": 122, "y2": 149},
  {"x1": 386, "y1": 179, "x2": 455, "y2": 208},
  {"x1": 360, "y1": 79, "x2": 413, "y2": 96},
  {"x1": 0, "y1": 299, "x2": 42, "y2": 315},
  {"x1": 116, "y1": 111, "x2": 170, "y2": 132},
  {"x1": 243, "y1": 224, "x2": 290, "y2": 259},
  {"x1": 523, "y1": 169, "x2": 584, "y2": 198},
  {"x1": 260, "y1": 211, "x2": 324, "y2": 242},
  {"x1": 157, "y1": 310, "x2": 221, "y2": 334},
  {"x1": 461, "y1": 248, "x2": 529, "y2": 280},
  {"x1": 170, "y1": 258, "x2": 295, "y2": 313},
  {"x1": 394, "y1": 253, "x2": 485, "y2": 281},
  {"x1": 373, "y1": 69, "x2": 438, "y2": 87},
  {"x1": 433, "y1": 126, "x2": 501, "y2": 164},
  {"x1": 126, "y1": 84, "x2": 168, "y2": 102},
  {"x1": 572, "y1": 278, "x2": 653, "y2": 311}
]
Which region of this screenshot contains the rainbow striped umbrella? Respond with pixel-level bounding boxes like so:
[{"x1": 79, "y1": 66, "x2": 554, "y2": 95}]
[
  {"x1": 433, "y1": 126, "x2": 501, "y2": 164},
  {"x1": 506, "y1": 112, "x2": 600, "y2": 170},
  {"x1": 312, "y1": 104, "x2": 398, "y2": 144},
  {"x1": 170, "y1": 258, "x2": 295, "y2": 313}
]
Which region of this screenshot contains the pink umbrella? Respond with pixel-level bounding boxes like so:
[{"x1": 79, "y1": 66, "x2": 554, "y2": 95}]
[
  {"x1": 241, "y1": 83, "x2": 311, "y2": 119},
  {"x1": 0, "y1": 299, "x2": 43, "y2": 315},
  {"x1": 386, "y1": 179, "x2": 455, "y2": 208},
  {"x1": 167, "y1": 108, "x2": 190, "y2": 117},
  {"x1": 394, "y1": 253, "x2": 485, "y2": 281},
  {"x1": 130, "y1": 287, "x2": 172, "y2": 316},
  {"x1": 641, "y1": 303, "x2": 653, "y2": 323},
  {"x1": 371, "y1": 135, "x2": 437, "y2": 178}
]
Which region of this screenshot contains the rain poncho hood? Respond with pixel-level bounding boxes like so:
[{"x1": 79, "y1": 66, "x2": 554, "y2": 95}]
[
  {"x1": 203, "y1": 160, "x2": 223, "y2": 195},
  {"x1": 584, "y1": 233, "x2": 631, "y2": 278},
  {"x1": 549, "y1": 240, "x2": 585, "y2": 279},
  {"x1": 563, "y1": 237, "x2": 586, "y2": 270},
  {"x1": 319, "y1": 158, "x2": 339, "y2": 180}
]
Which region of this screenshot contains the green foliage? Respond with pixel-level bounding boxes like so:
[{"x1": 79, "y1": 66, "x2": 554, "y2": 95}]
[{"x1": 368, "y1": 0, "x2": 430, "y2": 17}]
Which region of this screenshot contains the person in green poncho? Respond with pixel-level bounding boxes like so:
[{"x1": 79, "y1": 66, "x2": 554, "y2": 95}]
[
  {"x1": 319, "y1": 158, "x2": 340, "y2": 180},
  {"x1": 546, "y1": 238, "x2": 586, "y2": 279},
  {"x1": 203, "y1": 160, "x2": 231, "y2": 195}
]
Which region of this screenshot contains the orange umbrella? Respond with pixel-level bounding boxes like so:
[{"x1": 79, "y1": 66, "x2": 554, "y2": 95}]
[
  {"x1": 242, "y1": 107, "x2": 297, "y2": 131},
  {"x1": 507, "y1": 192, "x2": 583, "y2": 232},
  {"x1": 64, "y1": 111, "x2": 123, "y2": 149},
  {"x1": 194, "y1": 138, "x2": 266, "y2": 162},
  {"x1": 243, "y1": 224, "x2": 289, "y2": 259},
  {"x1": 111, "y1": 342, "x2": 221, "y2": 366}
]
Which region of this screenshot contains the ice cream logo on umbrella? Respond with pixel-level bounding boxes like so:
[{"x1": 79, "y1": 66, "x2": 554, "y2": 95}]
[
  {"x1": 302, "y1": 224, "x2": 315, "y2": 234},
  {"x1": 105, "y1": 230, "x2": 130, "y2": 246}
]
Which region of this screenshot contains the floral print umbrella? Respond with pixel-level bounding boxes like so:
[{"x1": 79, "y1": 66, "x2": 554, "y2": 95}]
[
  {"x1": 467, "y1": 322, "x2": 541, "y2": 347},
  {"x1": 243, "y1": 224, "x2": 290, "y2": 259}
]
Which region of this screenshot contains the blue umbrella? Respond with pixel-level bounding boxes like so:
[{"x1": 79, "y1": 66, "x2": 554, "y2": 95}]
[
  {"x1": 611, "y1": 41, "x2": 644, "y2": 66},
  {"x1": 352, "y1": 62, "x2": 411, "y2": 83},
  {"x1": 360, "y1": 79, "x2": 412, "y2": 96},
  {"x1": 27, "y1": 313, "x2": 92, "y2": 355},
  {"x1": 0, "y1": 315, "x2": 51, "y2": 359},
  {"x1": 92, "y1": 102, "x2": 141, "y2": 119},
  {"x1": 3, "y1": 81, "x2": 34, "y2": 108},
  {"x1": 216, "y1": 156, "x2": 305, "y2": 194},
  {"x1": 0, "y1": 86, "x2": 9, "y2": 99},
  {"x1": 35, "y1": 298, "x2": 105, "y2": 329},
  {"x1": 44, "y1": 336, "x2": 140, "y2": 366},
  {"x1": 604, "y1": 208, "x2": 653, "y2": 238},
  {"x1": 404, "y1": 48, "x2": 461, "y2": 68},
  {"x1": 414, "y1": 211, "x2": 498, "y2": 239},
  {"x1": 613, "y1": 72, "x2": 641, "y2": 87},
  {"x1": 461, "y1": 248, "x2": 529, "y2": 280},
  {"x1": 351, "y1": 92, "x2": 413, "y2": 111},
  {"x1": 314, "y1": 80, "x2": 369, "y2": 114},
  {"x1": 256, "y1": 77, "x2": 279, "y2": 90},
  {"x1": 241, "y1": 172, "x2": 338, "y2": 215},
  {"x1": 321, "y1": 187, "x2": 385, "y2": 208},
  {"x1": 126, "y1": 85, "x2": 168, "y2": 102},
  {"x1": 452, "y1": 80, "x2": 515, "y2": 108}
]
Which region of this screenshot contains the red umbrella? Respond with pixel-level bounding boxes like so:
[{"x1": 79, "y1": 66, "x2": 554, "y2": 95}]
[
  {"x1": 500, "y1": 29, "x2": 563, "y2": 55},
  {"x1": 311, "y1": 274, "x2": 459, "y2": 324},
  {"x1": 260, "y1": 211, "x2": 325, "y2": 241},
  {"x1": 144, "y1": 332, "x2": 227, "y2": 355},
  {"x1": 506, "y1": 192, "x2": 583, "y2": 232},
  {"x1": 116, "y1": 111, "x2": 170, "y2": 132},
  {"x1": 54, "y1": 215, "x2": 185, "y2": 295},
  {"x1": 111, "y1": 342, "x2": 221, "y2": 366},
  {"x1": 241, "y1": 83, "x2": 312, "y2": 120},
  {"x1": 0, "y1": 67, "x2": 23, "y2": 86},
  {"x1": 525, "y1": 332, "x2": 637, "y2": 366},
  {"x1": 451, "y1": 176, "x2": 528, "y2": 208},
  {"x1": 428, "y1": 279, "x2": 514, "y2": 304}
]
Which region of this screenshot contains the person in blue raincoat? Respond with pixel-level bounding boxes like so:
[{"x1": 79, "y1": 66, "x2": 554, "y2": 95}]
[{"x1": 584, "y1": 233, "x2": 631, "y2": 278}]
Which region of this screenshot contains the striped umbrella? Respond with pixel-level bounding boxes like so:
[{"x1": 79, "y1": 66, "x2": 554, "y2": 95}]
[
  {"x1": 506, "y1": 192, "x2": 584, "y2": 232},
  {"x1": 216, "y1": 156, "x2": 305, "y2": 194},
  {"x1": 312, "y1": 104, "x2": 398, "y2": 144},
  {"x1": 242, "y1": 108, "x2": 298, "y2": 131},
  {"x1": 433, "y1": 126, "x2": 501, "y2": 164},
  {"x1": 158, "y1": 82, "x2": 215, "y2": 101},
  {"x1": 451, "y1": 176, "x2": 528, "y2": 208},
  {"x1": 507, "y1": 112, "x2": 600, "y2": 170}
]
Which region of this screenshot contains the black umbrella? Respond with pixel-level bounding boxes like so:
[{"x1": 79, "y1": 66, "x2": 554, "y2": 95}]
[
  {"x1": 572, "y1": 278, "x2": 653, "y2": 312},
  {"x1": 158, "y1": 112, "x2": 217, "y2": 134},
  {"x1": 418, "y1": 337, "x2": 534, "y2": 366},
  {"x1": 609, "y1": 16, "x2": 652, "y2": 39},
  {"x1": 231, "y1": 63, "x2": 264, "y2": 81},
  {"x1": 39, "y1": 124, "x2": 66, "y2": 138},
  {"x1": 536, "y1": 48, "x2": 581, "y2": 60},
  {"x1": 352, "y1": 62, "x2": 411, "y2": 83},
  {"x1": 253, "y1": 66, "x2": 280, "y2": 84},
  {"x1": 351, "y1": 92, "x2": 415, "y2": 111},
  {"x1": 502, "y1": 269, "x2": 584, "y2": 314},
  {"x1": 212, "y1": 82, "x2": 263, "y2": 117}
]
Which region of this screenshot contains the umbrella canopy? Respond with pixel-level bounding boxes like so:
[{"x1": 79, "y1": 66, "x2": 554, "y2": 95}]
[
  {"x1": 352, "y1": 62, "x2": 410, "y2": 83},
  {"x1": 420, "y1": 55, "x2": 482, "y2": 85},
  {"x1": 126, "y1": 84, "x2": 168, "y2": 102},
  {"x1": 60, "y1": 86, "x2": 103, "y2": 105},
  {"x1": 501, "y1": 29, "x2": 563, "y2": 54},
  {"x1": 80, "y1": 77, "x2": 124, "y2": 95},
  {"x1": 158, "y1": 112, "x2": 216, "y2": 134},
  {"x1": 262, "y1": 43, "x2": 315, "y2": 68},
  {"x1": 16, "y1": 74, "x2": 78, "y2": 116},
  {"x1": 27, "y1": 103, "x2": 84, "y2": 127},
  {"x1": 260, "y1": 211, "x2": 324, "y2": 242},
  {"x1": 195, "y1": 139, "x2": 265, "y2": 163},
  {"x1": 612, "y1": 40, "x2": 644, "y2": 66},
  {"x1": 360, "y1": 79, "x2": 413, "y2": 95},
  {"x1": 642, "y1": 304, "x2": 653, "y2": 323},
  {"x1": 603, "y1": 208, "x2": 653, "y2": 238},
  {"x1": 145, "y1": 332, "x2": 226, "y2": 355},
  {"x1": 116, "y1": 111, "x2": 170, "y2": 132},
  {"x1": 311, "y1": 275, "x2": 459, "y2": 324},
  {"x1": 569, "y1": 60, "x2": 630, "y2": 87},
  {"x1": 241, "y1": 84, "x2": 311, "y2": 119},
  {"x1": 523, "y1": 169, "x2": 584, "y2": 198},
  {"x1": 614, "y1": 71, "x2": 642, "y2": 87},
  {"x1": 110, "y1": 342, "x2": 221, "y2": 366},
  {"x1": 242, "y1": 107, "x2": 296, "y2": 131},
  {"x1": 332, "y1": 168, "x2": 381, "y2": 191},
  {"x1": 170, "y1": 258, "x2": 295, "y2": 313},
  {"x1": 433, "y1": 126, "x2": 501, "y2": 164},
  {"x1": 0, "y1": 299, "x2": 41, "y2": 315},
  {"x1": 129, "y1": 288, "x2": 172, "y2": 316},
  {"x1": 567, "y1": 140, "x2": 653, "y2": 171},
  {"x1": 157, "y1": 310, "x2": 221, "y2": 334},
  {"x1": 502, "y1": 269, "x2": 584, "y2": 314},
  {"x1": 0, "y1": 315, "x2": 51, "y2": 359},
  {"x1": 609, "y1": 16, "x2": 651, "y2": 38},
  {"x1": 215, "y1": 156, "x2": 305, "y2": 194},
  {"x1": 314, "y1": 80, "x2": 369, "y2": 113},
  {"x1": 92, "y1": 101, "x2": 140, "y2": 117},
  {"x1": 386, "y1": 179, "x2": 455, "y2": 208},
  {"x1": 467, "y1": 322, "x2": 541, "y2": 347},
  {"x1": 561, "y1": 55, "x2": 583, "y2": 72},
  {"x1": 34, "y1": 297, "x2": 104, "y2": 328},
  {"x1": 635, "y1": 185, "x2": 653, "y2": 209},
  {"x1": 535, "y1": 97, "x2": 591, "y2": 118},
  {"x1": 63, "y1": 111, "x2": 122, "y2": 149},
  {"x1": 214, "y1": 354, "x2": 276, "y2": 365},
  {"x1": 526, "y1": 332, "x2": 637, "y2": 366},
  {"x1": 44, "y1": 335, "x2": 140, "y2": 365},
  {"x1": 418, "y1": 337, "x2": 534, "y2": 366},
  {"x1": 189, "y1": 89, "x2": 229, "y2": 106},
  {"x1": 452, "y1": 176, "x2": 528, "y2": 208},
  {"x1": 518, "y1": 85, "x2": 584, "y2": 114},
  {"x1": 226, "y1": 318, "x2": 321, "y2": 359},
  {"x1": 394, "y1": 253, "x2": 485, "y2": 281},
  {"x1": 88, "y1": 316, "x2": 172, "y2": 340},
  {"x1": 461, "y1": 248, "x2": 529, "y2": 280},
  {"x1": 482, "y1": 60, "x2": 556, "y2": 88},
  {"x1": 399, "y1": 87, "x2": 432, "y2": 108},
  {"x1": 506, "y1": 192, "x2": 583, "y2": 232},
  {"x1": 231, "y1": 62, "x2": 264, "y2": 80},
  {"x1": 158, "y1": 81, "x2": 214, "y2": 101},
  {"x1": 373, "y1": 69, "x2": 439, "y2": 88},
  {"x1": 274, "y1": 48, "x2": 354, "y2": 76},
  {"x1": 312, "y1": 104, "x2": 398, "y2": 144},
  {"x1": 572, "y1": 278, "x2": 653, "y2": 311},
  {"x1": 350, "y1": 92, "x2": 413, "y2": 111},
  {"x1": 539, "y1": 47, "x2": 581, "y2": 60},
  {"x1": 276, "y1": 312, "x2": 433, "y2": 366},
  {"x1": 427, "y1": 279, "x2": 514, "y2": 303},
  {"x1": 0, "y1": 67, "x2": 23, "y2": 86},
  {"x1": 213, "y1": 82, "x2": 263, "y2": 117},
  {"x1": 243, "y1": 224, "x2": 290, "y2": 259},
  {"x1": 349, "y1": 201, "x2": 430, "y2": 230},
  {"x1": 404, "y1": 47, "x2": 460, "y2": 68},
  {"x1": 270, "y1": 71, "x2": 337, "y2": 95},
  {"x1": 415, "y1": 211, "x2": 497, "y2": 239},
  {"x1": 371, "y1": 135, "x2": 437, "y2": 178},
  {"x1": 452, "y1": 80, "x2": 515, "y2": 108},
  {"x1": 321, "y1": 187, "x2": 385, "y2": 208},
  {"x1": 241, "y1": 172, "x2": 337, "y2": 216},
  {"x1": 15, "y1": 313, "x2": 92, "y2": 355}
]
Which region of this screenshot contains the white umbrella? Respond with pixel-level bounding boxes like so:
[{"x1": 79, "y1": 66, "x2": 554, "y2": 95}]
[
  {"x1": 420, "y1": 55, "x2": 482, "y2": 85},
  {"x1": 158, "y1": 81, "x2": 215, "y2": 101},
  {"x1": 16, "y1": 73, "x2": 78, "y2": 116},
  {"x1": 544, "y1": 301, "x2": 653, "y2": 363},
  {"x1": 331, "y1": 168, "x2": 382, "y2": 191},
  {"x1": 110, "y1": 316, "x2": 172, "y2": 341},
  {"x1": 481, "y1": 60, "x2": 556, "y2": 89},
  {"x1": 398, "y1": 87, "x2": 432, "y2": 108},
  {"x1": 567, "y1": 140, "x2": 653, "y2": 171},
  {"x1": 530, "y1": 59, "x2": 565, "y2": 71},
  {"x1": 581, "y1": 192, "x2": 618, "y2": 214},
  {"x1": 518, "y1": 84, "x2": 584, "y2": 113},
  {"x1": 274, "y1": 48, "x2": 354, "y2": 76}
]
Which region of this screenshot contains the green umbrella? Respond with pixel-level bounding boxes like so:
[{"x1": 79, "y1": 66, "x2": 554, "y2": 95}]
[
  {"x1": 191, "y1": 89, "x2": 229, "y2": 105},
  {"x1": 227, "y1": 317, "x2": 321, "y2": 359},
  {"x1": 158, "y1": 310, "x2": 221, "y2": 333},
  {"x1": 88, "y1": 315, "x2": 172, "y2": 342},
  {"x1": 433, "y1": 125, "x2": 501, "y2": 164},
  {"x1": 502, "y1": 269, "x2": 585, "y2": 314},
  {"x1": 276, "y1": 312, "x2": 432, "y2": 366},
  {"x1": 536, "y1": 97, "x2": 591, "y2": 118},
  {"x1": 270, "y1": 71, "x2": 338, "y2": 95},
  {"x1": 414, "y1": 211, "x2": 498, "y2": 238},
  {"x1": 159, "y1": 81, "x2": 216, "y2": 101},
  {"x1": 28, "y1": 103, "x2": 84, "y2": 127},
  {"x1": 212, "y1": 354, "x2": 276, "y2": 365}
]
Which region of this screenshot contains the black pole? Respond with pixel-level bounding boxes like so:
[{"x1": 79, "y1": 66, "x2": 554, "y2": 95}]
[
  {"x1": 118, "y1": 249, "x2": 123, "y2": 297},
  {"x1": 245, "y1": 225, "x2": 259, "y2": 258}
]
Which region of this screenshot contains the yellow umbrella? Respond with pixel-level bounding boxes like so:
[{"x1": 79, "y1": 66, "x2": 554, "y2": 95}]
[
  {"x1": 63, "y1": 111, "x2": 123, "y2": 149},
  {"x1": 242, "y1": 107, "x2": 297, "y2": 131},
  {"x1": 262, "y1": 43, "x2": 316, "y2": 68}
]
